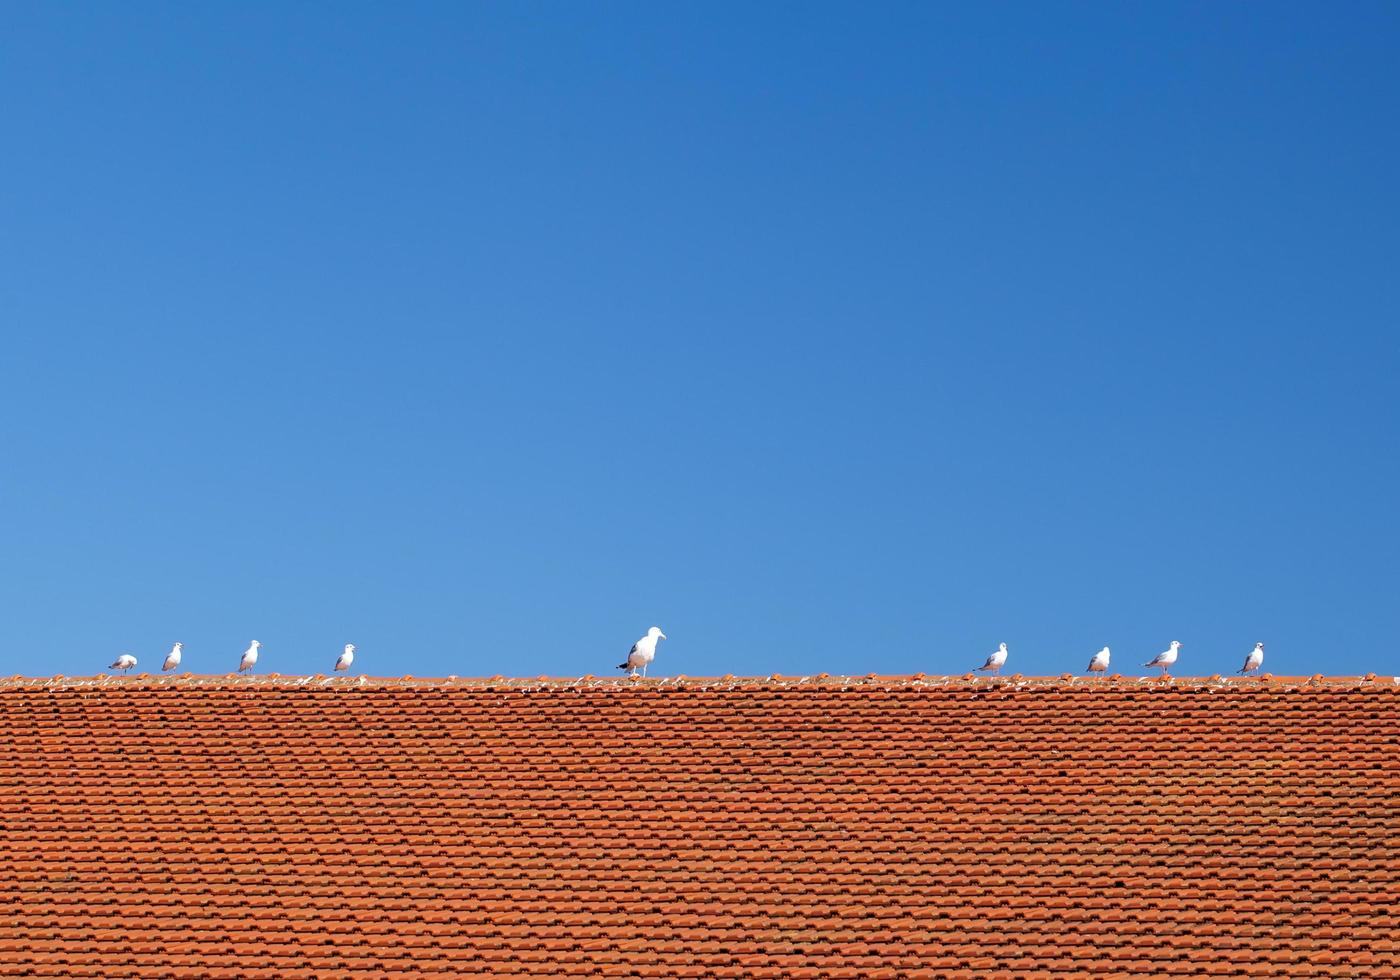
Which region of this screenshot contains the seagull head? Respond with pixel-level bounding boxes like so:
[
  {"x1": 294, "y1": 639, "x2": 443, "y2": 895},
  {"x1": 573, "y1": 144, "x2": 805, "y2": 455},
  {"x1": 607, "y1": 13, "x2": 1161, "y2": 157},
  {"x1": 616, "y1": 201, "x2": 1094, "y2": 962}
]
[
  {"x1": 649, "y1": 626, "x2": 667, "y2": 640},
  {"x1": 172, "y1": 642, "x2": 182, "y2": 651},
  {"x1": 1256, "y1": 642, "x2": 1265, "y2": 650},
  {"x1": 250, "y1": 640, "x2": 261, "y2": 649},
  {"x1": 1170, "y1": 640, "x2": 1182, "y2": 650},
  {"x1": 999, "y1": 642, "x2": 1008, "y2": 652},
  {"x1": 345, "y1": 644, "x2": 355, "y2": 654}
]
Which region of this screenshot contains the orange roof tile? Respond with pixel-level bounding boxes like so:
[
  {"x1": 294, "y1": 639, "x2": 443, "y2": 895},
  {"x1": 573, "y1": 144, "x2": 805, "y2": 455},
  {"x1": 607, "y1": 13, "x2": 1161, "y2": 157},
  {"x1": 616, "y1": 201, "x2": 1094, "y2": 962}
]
[{"x1": 0, "y1": 674, "x2": 1396, "y2": 977}]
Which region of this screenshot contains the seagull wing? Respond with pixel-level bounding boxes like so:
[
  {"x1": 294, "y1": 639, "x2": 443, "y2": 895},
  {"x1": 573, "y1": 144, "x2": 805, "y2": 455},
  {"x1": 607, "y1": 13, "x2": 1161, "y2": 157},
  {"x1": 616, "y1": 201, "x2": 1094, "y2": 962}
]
[{"x1": 618, "y1": 642, "x2": 641, "y2": 670}]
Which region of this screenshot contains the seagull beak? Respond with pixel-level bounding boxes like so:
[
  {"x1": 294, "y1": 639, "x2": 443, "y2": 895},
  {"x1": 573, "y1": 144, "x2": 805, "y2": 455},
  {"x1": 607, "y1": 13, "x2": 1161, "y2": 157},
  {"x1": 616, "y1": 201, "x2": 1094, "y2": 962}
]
[{"x1": 660, "y1": 632, "x2": 667, "y2": 640}]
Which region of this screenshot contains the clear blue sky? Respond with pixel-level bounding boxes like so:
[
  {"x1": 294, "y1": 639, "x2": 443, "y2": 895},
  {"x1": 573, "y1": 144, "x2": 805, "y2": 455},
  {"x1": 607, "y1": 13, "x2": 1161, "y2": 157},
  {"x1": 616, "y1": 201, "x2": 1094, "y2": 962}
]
[{"x1": 2, "y1": 3, "x2": 1397, "y2": 680}]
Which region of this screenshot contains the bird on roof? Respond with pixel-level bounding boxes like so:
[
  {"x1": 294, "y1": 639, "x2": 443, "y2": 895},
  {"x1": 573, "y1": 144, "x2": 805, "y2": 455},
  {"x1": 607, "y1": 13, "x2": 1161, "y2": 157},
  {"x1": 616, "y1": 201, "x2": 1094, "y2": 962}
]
[
  {"x1": 335, "y1": 644, "x2": 355, "y2": 672},
  {"x1": 618, "y1": 627, "x2": 666, "y2": 677},
  {"x1": 1144, "y1": 640, "x2": 1181, "y2": 677},
  {"x1": 1086, "y1": 646, "x2": 1111, "y2": 676},
  {"x1": 1238, "y1": 642, "x2": 1265, "y2": 676},
  {"x1": 974, "y1": 642, "x2": 1009, "y2": 677},
  {"x1": 109, "y1": 653, "x2": 137, "y2": 674},
  {"x1": 162, "y1": 643, "x2": 183, "y2": 672},
  {"x1": 238, "y1": 641, "x2": 261, "y2": 674}
]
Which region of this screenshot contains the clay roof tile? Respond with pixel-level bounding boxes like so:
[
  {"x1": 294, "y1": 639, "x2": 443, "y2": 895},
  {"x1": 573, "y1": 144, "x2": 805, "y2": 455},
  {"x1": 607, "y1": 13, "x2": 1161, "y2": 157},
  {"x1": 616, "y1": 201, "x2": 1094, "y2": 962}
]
[{"x1": 0, "y1": 674, "x2": 1394, "y2": 975}]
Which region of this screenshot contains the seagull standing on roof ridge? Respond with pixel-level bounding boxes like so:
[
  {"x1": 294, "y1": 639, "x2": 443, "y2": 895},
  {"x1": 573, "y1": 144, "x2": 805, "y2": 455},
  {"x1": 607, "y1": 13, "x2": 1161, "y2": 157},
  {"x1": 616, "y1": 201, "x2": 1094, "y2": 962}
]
[
  {"x1": 1086, "y1": 646, "x2": 1111, "y2": 677},
  {"x1": 618, "y1": 627, "x2": 666, "y2": 677},
  {"x1": 109, "y1": 653, "x2": 137, "y2": 674},
  {"x1": 1144, "y1": 640, "x2": 1181, "y2": 677},
  {"x1": 1238, "y1": 642, "x2": 1264, "y2": 676},
  {"x1": 162, "y1": 643, "x2": 183, "y2": 672},
  {"x1": 238, "y1": 641, "x2": 261, "y2": 674},
  {"x1": 974, "y1": 642, "x2": 1009, "y2": 677},
  {"x1": 335, "y1": 644, "x2": 355, "y2": 672}
]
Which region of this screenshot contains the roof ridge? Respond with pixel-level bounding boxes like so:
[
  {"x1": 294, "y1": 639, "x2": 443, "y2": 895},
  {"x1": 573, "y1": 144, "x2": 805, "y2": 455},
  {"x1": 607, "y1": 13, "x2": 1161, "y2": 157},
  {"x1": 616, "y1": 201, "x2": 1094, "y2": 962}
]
[{"x1": 1, "y1": 672, "x2": 1396, "y2": 691}]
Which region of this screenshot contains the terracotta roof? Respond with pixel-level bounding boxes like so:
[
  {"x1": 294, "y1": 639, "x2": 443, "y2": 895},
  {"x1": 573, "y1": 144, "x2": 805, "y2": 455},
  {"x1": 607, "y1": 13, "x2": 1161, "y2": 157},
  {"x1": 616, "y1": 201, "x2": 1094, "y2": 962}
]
[{"x1": 1, "y1": 674, "x2": 1397, "y2": 978}]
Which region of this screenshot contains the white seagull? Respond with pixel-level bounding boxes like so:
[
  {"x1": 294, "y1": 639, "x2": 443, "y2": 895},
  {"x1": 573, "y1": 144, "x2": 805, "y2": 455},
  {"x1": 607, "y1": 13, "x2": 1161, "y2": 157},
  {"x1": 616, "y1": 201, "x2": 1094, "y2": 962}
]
[
  {"x1": 238, "y1": 641, "x2": 261, "y2": 674},
  {"x1": 974, "y1": 642, "x2": 1009, "y2": 677},
  {"x1": 1238, "y1": 642, "x2": 1265, "y2": 676},
  {"x1": 1086, "y1": 646, "x2": 1111, "y2": 676},
  {"x1": 335, "y1": 644, "x2": 355, "y2": 672},
  {"x1": 618, "y1": 626, "x2": 666, "y2": 677},
  {"x1": 109, "y1": 653, "x2": 138, "y2": 674},
  {"x1": 162, "y1": 643, "x2": 183, "y2": 672},
  {"x1": 1144, "y1": 640, "x2": 1182, "y2": 677}
]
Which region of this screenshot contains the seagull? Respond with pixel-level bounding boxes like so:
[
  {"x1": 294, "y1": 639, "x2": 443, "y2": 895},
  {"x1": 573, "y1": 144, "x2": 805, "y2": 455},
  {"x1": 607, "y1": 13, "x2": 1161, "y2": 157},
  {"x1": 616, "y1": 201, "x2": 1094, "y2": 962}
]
[
  {"x1": 162, "y1": 643, "x2": 183, "y2": 672},
  {"x1": 1144, "y1": 640, "x2": 1181, "y2": 677},
  {"x1": 974, "y1": 642, "x2": 1009, "y2": 677},
  {"x1": 1086, "y1": 646, "x2": 1111, "y2": 676},
  {"x1": 1238, "y1": 642, "x2": 1265, "y2": 676},
  {"x1": 618, "y1": 627, "x2": 666, "y2": 677},
  {"x1": 109, "y1": 653, "x2": 137, "y2": 674},
  {"x1": 335, "y1": 644, "x2": 355, "y2": 672},
  {"x1": 238, "y1": 641, "x2": 261, "y2": 674}
]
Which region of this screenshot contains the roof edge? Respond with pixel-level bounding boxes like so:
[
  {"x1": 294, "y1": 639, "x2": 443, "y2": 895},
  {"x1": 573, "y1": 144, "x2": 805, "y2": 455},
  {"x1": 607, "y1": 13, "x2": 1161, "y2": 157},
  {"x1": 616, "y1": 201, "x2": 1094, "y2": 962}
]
[{"x1": 1, "y1": 672, "x2": 1397, "y2": 691}]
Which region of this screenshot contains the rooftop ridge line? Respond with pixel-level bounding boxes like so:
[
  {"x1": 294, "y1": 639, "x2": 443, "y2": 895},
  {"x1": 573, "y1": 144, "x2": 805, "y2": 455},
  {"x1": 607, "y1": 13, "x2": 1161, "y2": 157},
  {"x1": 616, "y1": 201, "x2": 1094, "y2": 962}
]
[{"x1": 0, "y1": 672, "x2": 1396, "y2": 691}]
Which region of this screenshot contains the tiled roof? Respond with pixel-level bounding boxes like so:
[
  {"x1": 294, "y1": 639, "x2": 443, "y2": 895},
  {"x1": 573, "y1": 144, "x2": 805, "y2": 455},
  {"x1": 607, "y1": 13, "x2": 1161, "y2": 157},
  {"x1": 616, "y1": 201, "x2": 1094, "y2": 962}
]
[{"x1": 1, "y1": 674, "x2": 1397, "y2": 978}]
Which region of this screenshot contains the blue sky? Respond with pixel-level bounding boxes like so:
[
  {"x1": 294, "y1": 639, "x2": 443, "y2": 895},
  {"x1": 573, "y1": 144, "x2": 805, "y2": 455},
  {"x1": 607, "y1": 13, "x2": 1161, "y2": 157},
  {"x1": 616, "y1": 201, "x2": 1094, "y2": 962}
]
[{"x1": 2, "y1": 3, "x2": 1397, "y2": 680}]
